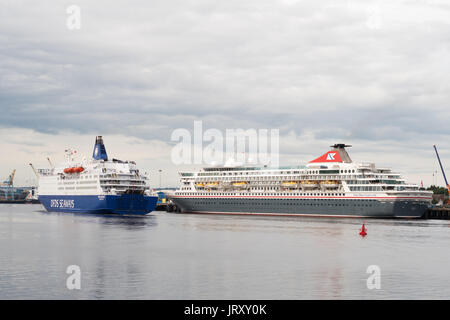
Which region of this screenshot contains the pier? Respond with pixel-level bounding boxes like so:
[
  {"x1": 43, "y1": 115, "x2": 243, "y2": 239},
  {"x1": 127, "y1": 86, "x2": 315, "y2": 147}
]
[
  {"x1": 155, "y1": 201, "x2": 179, "y2": 212},
  {"x1": 424, "y1": 207, "x2": 450, "y2": 220}
]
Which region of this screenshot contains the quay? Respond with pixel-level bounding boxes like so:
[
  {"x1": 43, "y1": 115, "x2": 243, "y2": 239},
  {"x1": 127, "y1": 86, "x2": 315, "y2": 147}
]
[
  {"x1": 0, "y1": 199, "x2": 40, "y2": 204},
  {"x1": 0, "y1": 200, "x2": 27, "y2": 204},
  {"x1": 424, "y1": 207, "x2": 450, "y2": 220}
]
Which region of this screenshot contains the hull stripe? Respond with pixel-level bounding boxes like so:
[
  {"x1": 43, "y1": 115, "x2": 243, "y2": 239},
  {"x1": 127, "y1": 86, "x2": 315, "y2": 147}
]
[{"x1": 183, "y1": 211, "x2": 421, "y2": 219}]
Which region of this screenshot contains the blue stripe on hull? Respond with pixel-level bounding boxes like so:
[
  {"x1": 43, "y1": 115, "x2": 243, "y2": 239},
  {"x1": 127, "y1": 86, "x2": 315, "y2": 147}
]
[{"x1": 39, "y1": 194, "x2": 158, "y2": 215}]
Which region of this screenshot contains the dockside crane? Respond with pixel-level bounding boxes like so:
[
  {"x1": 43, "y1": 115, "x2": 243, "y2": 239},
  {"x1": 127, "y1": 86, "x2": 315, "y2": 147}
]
[
  {"x1": 9, "y1": 169, "x2": 15, "y2": 186},
  {"x1": 1, "y1": 169, "x2": 15, "y2": 186},
  {"x1": 433, "y1": 145, "x2": 450, "y2": 204},
  {"x1": 29, "y1": 163, "x2": 39, "y2": 181},
  {"x1": 47, "y1": 157, "x2": 54, "y2": 169}
]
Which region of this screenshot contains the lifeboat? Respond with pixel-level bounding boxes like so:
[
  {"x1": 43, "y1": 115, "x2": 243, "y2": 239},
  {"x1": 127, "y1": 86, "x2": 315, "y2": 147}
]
[
  {"x1": 282, "y1": 181, "x2": 298, "y2": 188},
  {"x1": 64, "y1": 167, "x2": 84, "y2": 174},
  {"x1": 232, "y1": 181, "x2": 248, "y2": 189},
  {"x1": 300, "y1": 180, "x2": 319, "y2": 189},
  {"x1": 205, "y1": 182, "x2": 219, "y2": 188},
  {"x1": 195, "y1": 183, "x2": 205, "y2": 188},
  {"x1": 320, "y1": 180, "x2": 339, "y2": 188}
]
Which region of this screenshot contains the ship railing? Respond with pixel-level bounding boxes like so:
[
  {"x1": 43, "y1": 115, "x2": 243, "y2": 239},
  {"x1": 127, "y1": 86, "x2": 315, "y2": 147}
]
[
  {"x1": 100, "y1": 182, "x2": 146, "y2": 187},
  {"x1": 100, "y1": 177, "x2": 146, "y2": 182}
]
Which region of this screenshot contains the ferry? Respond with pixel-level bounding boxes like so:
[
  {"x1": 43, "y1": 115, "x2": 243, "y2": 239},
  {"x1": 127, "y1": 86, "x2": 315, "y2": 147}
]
[
  {"x1": 34, "y1": 136, "x2": 158, "y2": 214},
  {"x1": 170, "y1": 144, "x2": 433, "y2": 218}
]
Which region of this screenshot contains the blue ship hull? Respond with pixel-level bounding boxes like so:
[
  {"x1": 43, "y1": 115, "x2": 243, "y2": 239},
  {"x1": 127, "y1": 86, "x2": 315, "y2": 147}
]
[{"x1": 39, "y1": 194, "x2": 158, "y2": 215}]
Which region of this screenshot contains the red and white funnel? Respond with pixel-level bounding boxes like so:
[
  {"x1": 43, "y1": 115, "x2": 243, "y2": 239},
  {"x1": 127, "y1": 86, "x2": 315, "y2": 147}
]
[{"x1": 309, "y1": 144, "x2": 353, "y2": 164}]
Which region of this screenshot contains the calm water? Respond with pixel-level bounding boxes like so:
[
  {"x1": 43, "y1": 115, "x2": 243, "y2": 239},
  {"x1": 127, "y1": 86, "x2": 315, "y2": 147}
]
[{"x1": 1, "y1": 203, "x2": 449, "y2": 299}]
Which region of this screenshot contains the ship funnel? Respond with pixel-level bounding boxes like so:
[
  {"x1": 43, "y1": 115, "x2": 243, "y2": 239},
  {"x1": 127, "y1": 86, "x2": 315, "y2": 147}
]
[
  {"x1": 330, "y1": 144, "x2": 352, "y2": 163},
  {"x1": 92, "y1": 136, "x2": 108, "y2": 161},
  {"x1": 309, "y1": 143, "x2": 352, "y2": 164}
]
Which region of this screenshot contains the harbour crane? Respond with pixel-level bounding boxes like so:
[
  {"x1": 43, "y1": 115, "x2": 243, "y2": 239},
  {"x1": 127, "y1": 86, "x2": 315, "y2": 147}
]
[
  {"x1": 9, "y1": 169, "x2": 15, "y2": 186},
  {"x1": 47, "y1": 157, "x2": 54, "y2": 169},
  {"x1": 433, "y1": 145, "x2": 450, "y2": 204},
  {"x1": 29, "y1": 163, "x2": 40, "y2": 180},
  {"x1": 1, "y1": 169, "x2": 15, "y2": 186}
]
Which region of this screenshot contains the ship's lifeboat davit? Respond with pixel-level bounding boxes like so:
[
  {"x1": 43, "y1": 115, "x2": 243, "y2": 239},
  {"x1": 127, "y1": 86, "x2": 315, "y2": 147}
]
[{"x1": 64, "y1": 167, "x2": 84, "y2": 174}]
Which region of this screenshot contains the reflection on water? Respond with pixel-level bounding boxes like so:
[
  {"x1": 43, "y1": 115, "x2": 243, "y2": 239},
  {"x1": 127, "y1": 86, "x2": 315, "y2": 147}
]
[
  {"x1": 1, "y1": 204, "x2": 450, "y2": 299},
  {"x1": 38, "y1": 211, "x2": 158, "y2": 229}
]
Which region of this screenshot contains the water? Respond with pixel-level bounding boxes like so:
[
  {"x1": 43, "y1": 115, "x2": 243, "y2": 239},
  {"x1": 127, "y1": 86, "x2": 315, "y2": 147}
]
[{"x1": 1, "y1": 204, "x2": 450, "y2": 299}]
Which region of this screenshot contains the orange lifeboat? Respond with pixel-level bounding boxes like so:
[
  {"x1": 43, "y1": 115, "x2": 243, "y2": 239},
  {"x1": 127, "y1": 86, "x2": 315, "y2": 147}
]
[{"x1": 64, "y1": 167, "x2": 84, "y2": 174}]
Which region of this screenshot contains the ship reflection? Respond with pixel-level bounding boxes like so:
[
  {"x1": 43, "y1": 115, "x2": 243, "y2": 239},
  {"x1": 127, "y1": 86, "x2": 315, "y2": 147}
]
[
  {"x1": 98, "y1": 214, "x2": 157, "y2": 229},
  {"x1": 39, "y1": 210, "x2": 157, "y2": 229}
]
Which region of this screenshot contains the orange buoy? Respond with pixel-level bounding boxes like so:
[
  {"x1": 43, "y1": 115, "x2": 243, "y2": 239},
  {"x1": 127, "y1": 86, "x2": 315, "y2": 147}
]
[{"x1": 359, "y1": 223, "x2": 367, "y2": 237}]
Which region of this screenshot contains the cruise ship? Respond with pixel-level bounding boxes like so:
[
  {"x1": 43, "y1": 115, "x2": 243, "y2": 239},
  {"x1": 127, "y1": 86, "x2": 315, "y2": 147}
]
[
  {"x1": 170, "y1": 144, "x2": 433, "y2": 218},
  {"x1": 34, "y1": 136, "x2": 158, "y2": 214}
]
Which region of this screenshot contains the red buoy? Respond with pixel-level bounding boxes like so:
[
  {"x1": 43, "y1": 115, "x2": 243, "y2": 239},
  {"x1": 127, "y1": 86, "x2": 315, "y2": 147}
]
[{"x1": 359, "y1": 223, "x2": 367, "y2": 237}]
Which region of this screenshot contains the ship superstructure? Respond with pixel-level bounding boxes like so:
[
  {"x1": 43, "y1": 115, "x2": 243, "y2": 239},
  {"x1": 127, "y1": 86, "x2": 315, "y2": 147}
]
[
  {"x1": 35, "y1": 136, "x2": 158, "y2": 214},
  {"x1": 170, "y1": 144, "x2": 432, "y2": 218}
]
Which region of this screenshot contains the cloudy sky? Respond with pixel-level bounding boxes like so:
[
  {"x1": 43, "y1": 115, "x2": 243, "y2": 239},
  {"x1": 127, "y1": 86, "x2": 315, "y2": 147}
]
[{"x1": 1, "y1": 0, "x2": 450, "y2": 187}]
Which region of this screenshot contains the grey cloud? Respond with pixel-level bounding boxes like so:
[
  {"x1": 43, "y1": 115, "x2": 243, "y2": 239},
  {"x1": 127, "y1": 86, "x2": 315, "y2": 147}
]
[{"x1": 1, "y1": 0, "x2": 450, "y2": 163}]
